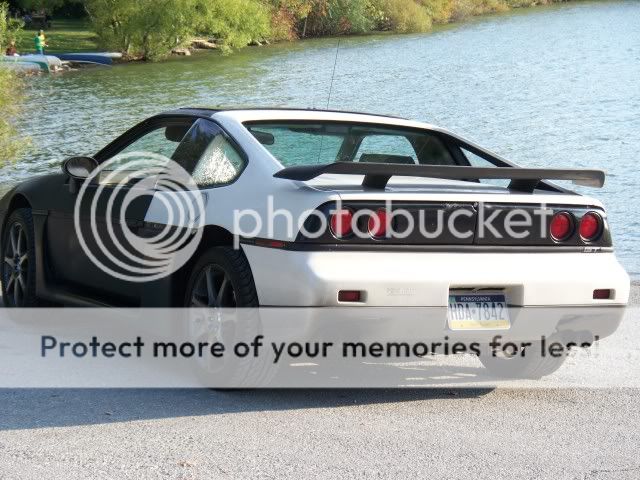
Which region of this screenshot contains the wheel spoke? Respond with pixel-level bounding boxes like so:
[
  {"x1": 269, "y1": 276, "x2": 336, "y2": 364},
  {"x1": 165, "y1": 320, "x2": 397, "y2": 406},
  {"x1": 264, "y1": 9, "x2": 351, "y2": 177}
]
[
  {"x1": 191, "y1": 294, "x2": 207, "y2": 308},
  {"x1": 17, "y1": 274, "x2": 25, "y2": 291},
  {"x1": 13, "y1": 276, "x2": 21, "y2": 306},
  {"x1": 205, "y1": 267, "x2": 217, "y2": 307},
  {"x1": 9, "y1": 226, "x2": 17, "y2": 256},
  {"x1": 6, "y1": 273, "x2": 15, "y2": 291},
  {"x1": 217, "y1": 276, "x2": 229, "y2": 307},
  {"x1": 188, "y1": 264, "x2": 237, "y2": 309},
  {"x1": 4, "y1": 256, "x2": 14, "y2": 269},
  {"x1": 16, "y1": 227, "x2": 24, "y2": 256},
  {"x1": 19, "y1": 254, "x2": 28, "y2": 266}
]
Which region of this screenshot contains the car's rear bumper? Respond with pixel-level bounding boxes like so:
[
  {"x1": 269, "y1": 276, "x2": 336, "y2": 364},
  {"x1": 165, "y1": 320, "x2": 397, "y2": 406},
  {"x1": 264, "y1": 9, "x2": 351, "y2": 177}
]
[
  {"x1": 244, "y1": 246, "x2": 629, "y2": 342},
  {"x1": 243, "y1": 246, "x2": 630, "y2": 308}
]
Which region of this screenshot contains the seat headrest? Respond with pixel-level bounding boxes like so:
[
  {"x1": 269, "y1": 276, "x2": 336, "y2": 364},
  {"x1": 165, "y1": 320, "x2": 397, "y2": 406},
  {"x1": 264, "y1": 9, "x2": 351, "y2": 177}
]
[{"x1": 358, "y1": 154, "x2": 416, "y2": 165}]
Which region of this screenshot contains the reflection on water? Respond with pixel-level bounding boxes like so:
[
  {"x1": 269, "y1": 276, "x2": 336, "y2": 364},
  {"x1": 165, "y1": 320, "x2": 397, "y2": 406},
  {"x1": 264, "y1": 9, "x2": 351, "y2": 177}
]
[{"x1": 2, "y1": 1, "x2": 639, "y2": 275}]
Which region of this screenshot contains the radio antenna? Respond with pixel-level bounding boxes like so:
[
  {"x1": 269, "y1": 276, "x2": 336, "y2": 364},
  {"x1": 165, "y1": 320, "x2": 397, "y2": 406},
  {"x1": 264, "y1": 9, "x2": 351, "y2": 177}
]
[{"x1": 326, "y1": 39, "x2": 340, "y2": 110}]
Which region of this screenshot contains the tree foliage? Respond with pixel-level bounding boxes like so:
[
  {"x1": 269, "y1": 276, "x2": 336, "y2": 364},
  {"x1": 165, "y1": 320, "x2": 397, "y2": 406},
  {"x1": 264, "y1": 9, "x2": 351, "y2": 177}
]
[
  {"x1": 45, "y1": 0, "x2": 574, "y2": 60},
  {"x1": 0, "y1": 68, "x2": 27, "y2": 165},
  {"x1": 0, "y1": 1, "x2": 23, "y2": 48},
  {"x1": 0, "y1": 3, "x2": 27, "y2": 164},
  {"x1": 16, "y1": 0, "x2": 67, "y2": 13},
  {"x1": 84, "y1": 0, "x2": 271, "y2": 59},
  {"x1": 84, "y1": 0, "x2": 196, "y2": 60},
  {"x1": 0, "y1": 2, "x2": 26, "y2": 166},
  {"x1": 371, "y1": 0, "x2": 432, "y2": 33},
  {"x1": 265, "y1": 0, "x2": 547, "y2": 39},
  {"x1": 194, "y1": 0, "x2": 271, "y2": 53}
]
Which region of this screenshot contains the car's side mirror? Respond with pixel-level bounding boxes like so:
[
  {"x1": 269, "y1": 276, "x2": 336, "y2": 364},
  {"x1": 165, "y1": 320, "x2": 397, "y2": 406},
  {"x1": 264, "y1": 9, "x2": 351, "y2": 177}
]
[{"x1": 61, "y1": 156, "x2": 99, "y2": 193}]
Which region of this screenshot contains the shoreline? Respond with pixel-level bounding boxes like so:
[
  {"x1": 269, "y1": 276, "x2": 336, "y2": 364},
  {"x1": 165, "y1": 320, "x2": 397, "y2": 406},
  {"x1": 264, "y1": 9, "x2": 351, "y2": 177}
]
[
  {"x1": 140, "y1": 1, "x2": 597, "y2": 64},
  {"x1": 11, "y1": 0, "x2": 595, "y2": 65}
]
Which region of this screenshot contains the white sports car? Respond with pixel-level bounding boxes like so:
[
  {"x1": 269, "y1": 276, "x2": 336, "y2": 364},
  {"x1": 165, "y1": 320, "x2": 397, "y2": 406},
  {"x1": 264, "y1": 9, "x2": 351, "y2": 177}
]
[{"x1": 0, "y1": 108, "x2": 630, "y2": 373}]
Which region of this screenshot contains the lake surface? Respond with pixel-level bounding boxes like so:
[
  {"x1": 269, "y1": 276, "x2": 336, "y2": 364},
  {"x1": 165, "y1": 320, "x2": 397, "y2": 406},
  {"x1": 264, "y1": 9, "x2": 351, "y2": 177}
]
[{"x1": 2, "y1": 0, "x2": 639, "y2": 276}]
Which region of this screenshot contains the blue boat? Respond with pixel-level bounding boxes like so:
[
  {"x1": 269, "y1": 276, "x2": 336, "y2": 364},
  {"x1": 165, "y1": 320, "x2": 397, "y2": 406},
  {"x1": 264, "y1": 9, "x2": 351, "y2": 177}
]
[{"x1": 55, "y1": 53, "x2": 117, "y2": 66}]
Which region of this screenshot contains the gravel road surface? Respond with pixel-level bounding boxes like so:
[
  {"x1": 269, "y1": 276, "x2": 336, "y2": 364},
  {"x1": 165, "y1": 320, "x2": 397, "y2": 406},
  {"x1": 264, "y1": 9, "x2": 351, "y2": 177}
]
[{"x1": 0, "y1": 284, "x2": 638, "y2": 479}]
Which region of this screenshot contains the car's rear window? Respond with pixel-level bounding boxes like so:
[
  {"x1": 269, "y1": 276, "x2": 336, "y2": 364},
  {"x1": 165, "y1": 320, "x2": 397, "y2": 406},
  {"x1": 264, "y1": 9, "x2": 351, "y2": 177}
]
[{"x1": 244, "y1": 122, "x2": 456, "y2": 167}]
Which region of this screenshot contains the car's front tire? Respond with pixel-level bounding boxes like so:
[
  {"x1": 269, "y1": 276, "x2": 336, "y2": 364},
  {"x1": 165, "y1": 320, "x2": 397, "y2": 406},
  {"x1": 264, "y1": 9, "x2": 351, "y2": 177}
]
[{"x1": 1, "y1": 208, "x2": 38, "y2": 308}]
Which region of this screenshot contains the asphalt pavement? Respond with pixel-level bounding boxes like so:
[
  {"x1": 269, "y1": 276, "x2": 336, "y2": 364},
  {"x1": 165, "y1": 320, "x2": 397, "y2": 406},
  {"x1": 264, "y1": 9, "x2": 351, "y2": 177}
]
[{"x1": 0, "y1": 284, "x2": 638, "y2": 479}]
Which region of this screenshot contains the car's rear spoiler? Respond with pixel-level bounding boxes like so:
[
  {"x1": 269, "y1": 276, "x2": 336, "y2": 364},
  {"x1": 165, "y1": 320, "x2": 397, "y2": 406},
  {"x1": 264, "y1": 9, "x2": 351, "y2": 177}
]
[{"x1": 273, "y1": 163, "x2": 605, "y2": 192}]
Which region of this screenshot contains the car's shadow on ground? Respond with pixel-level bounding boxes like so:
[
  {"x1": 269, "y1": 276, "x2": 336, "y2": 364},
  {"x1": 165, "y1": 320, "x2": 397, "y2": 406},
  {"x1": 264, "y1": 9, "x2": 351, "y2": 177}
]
[
  {"x1": 0, "y1": 384, "x2": 494, "y2": 431},
  {"x1": 0, "y1": 297, "x2": 497, "y2": 431}
]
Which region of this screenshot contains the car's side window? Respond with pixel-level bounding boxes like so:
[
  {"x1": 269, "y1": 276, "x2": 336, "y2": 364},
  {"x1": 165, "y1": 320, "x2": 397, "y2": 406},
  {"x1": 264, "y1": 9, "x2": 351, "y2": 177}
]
[
  {"x1": 462, "y1": 147, "x2": 509, "y2": 187},
  {"x1": 174, "y1": 118, "x2": 246, "y2": 187},
  {"x1": 99, "y1": 118, "x2": 245, "y2": 187},
  {"x1": 250, "y1": 125, "x2": 343, "y2": 166},
  {"x1": 105, "y1": 122, "x2": 193, "y2": 171},
  {"x1": 191, "y1": 134, "x2": 245, "y2": 186}
]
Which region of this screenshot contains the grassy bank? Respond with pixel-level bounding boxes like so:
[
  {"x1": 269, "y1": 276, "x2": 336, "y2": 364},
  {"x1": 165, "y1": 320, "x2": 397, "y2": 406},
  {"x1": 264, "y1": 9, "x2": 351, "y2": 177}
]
[
  {"x1": 15, "y1": 18, "x2": 97, "y2": 55},
  {"x1": 10, "y1": 0, "x2": 576, "y2": 59}
]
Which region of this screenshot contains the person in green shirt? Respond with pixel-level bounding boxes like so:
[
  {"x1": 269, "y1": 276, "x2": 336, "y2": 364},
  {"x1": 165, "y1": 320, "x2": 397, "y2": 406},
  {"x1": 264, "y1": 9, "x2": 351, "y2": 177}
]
[{"x1": 34, "y1": 30, "x2": 47, "y2": 55}]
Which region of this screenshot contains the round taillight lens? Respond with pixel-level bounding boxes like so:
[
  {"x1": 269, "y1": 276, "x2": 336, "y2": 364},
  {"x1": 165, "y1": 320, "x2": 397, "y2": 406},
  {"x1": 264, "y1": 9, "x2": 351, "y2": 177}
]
[
  {"x1": 550, "y1": 212, "x2": 573, "y2": 241},
  {"x1": 580, "y1": 212, "x2": 602, "y2": 241},
  {"x1": 330, "y1": 208, "x2": 354, "y2": 238},
  {"x1": 368, "y1": 209, "x2": 388, "y2": 238}
]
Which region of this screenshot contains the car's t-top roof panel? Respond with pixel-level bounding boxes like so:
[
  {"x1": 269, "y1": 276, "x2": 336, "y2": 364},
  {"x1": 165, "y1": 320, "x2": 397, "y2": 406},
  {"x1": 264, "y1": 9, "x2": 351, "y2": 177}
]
[{"x1": 209, "y1": 108, "x2": 440, "y2": 131}]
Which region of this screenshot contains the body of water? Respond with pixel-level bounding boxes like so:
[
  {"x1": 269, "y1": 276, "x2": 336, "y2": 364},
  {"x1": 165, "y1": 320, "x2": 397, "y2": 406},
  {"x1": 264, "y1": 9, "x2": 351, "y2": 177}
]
[{"x1": 2, "y1": 0, "x2": 639, "y2": 275}]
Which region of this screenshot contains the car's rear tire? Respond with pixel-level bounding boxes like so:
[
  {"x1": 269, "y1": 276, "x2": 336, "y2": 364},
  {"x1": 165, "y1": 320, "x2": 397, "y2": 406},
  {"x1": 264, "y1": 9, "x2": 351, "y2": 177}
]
[
  {"x1": 183, "y1": 247, "x2": 275, "y2": 387},
  {"x1": 478, "y1": 341, "x2": 567, "y2": 379},
  {"x1": 184, "y1": 246, "x2": 259, "y2": 308},
  {"x1": 1, "y1": 208, "x2": 38, "y2": 308}
]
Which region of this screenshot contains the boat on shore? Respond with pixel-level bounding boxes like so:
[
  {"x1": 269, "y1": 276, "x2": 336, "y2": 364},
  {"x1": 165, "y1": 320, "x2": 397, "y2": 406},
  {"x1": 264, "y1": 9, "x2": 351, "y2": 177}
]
[
  {"x1": 1, "y1": 54, "x2": 62, "y2": 73},
  {"x1": 55, "y1": 52, "x2": 121, "y2": 66},
  {"x1": 2, "y1": 52, "x2": 122, "y2": 73}
]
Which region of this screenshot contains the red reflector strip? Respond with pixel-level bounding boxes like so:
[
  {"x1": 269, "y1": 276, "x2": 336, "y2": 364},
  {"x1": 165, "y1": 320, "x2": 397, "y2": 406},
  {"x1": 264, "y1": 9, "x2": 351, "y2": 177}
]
[
  {"x1": 593, "y1": 289, "x2": 612, "y2": 300},
  {"x1": 338, "y1": 290, "x2": 362, "y2": 302},
  {"x1": 254, "y1": 239, "x2": 287, "y2": 249}
]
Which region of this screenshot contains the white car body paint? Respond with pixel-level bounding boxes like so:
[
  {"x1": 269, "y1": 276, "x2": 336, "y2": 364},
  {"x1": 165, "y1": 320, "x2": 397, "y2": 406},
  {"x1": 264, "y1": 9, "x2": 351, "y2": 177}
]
[{"x1": 143, "y1": 109, "x2": 629, "y2": 307}]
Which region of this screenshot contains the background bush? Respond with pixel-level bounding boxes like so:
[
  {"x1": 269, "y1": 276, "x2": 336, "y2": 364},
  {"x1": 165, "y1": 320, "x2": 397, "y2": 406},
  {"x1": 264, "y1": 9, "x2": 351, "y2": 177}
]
[
  {"x1": 0, "y1": 2, "x2": 27, "y2": 164},
  {"x1": 8, "y1": 0, "x2": 575, "y2": 59}
]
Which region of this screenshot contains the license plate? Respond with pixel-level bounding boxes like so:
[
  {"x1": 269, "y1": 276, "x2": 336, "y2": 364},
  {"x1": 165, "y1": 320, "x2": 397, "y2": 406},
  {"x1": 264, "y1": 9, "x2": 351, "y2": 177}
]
[{"x1": 447, "y1": 293, "x2": 510, "y2": 330}]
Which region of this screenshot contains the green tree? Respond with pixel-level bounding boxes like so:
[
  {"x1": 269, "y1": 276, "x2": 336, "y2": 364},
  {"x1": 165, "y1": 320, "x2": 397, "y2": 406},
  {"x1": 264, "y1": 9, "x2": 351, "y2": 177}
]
[
  {"x1": 370, "y1": 0, "x2": 432, "y2": 32},
  {"x1": 0, "y1": 3, "x2": 27, "y2": 165},
  {"x1": 267, "y1": 0, "x2": 312, "y2": 40},
  {"x1": 302, "y1": 0, "x2": 374, "y2": 37},
  {"x1": 85, "y1": 0, "x2": 270, "y2": 59},
  {"x1": 0, "y1": 0, "x2": 23, "y2": 46},
  {"x1": 194, "y1": 0, "x2": 271, "y2": 53},
  {"x1": 17, "y1": 0, "x2": 66, "y2": 13},
  {"x1": 84, "y1": 0, "x2": 196, "y2": 60},
  {"x1": 0, "y1": 68, "x2": 26, "y2": 164}
]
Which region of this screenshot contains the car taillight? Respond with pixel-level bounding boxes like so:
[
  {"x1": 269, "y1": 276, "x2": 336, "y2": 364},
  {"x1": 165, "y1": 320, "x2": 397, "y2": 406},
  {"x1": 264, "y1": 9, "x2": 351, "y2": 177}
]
[
  {"x1": 368, "y1": 209, "x2": 388, "y2": 238},
  {"x1": 330, "y1": 208, "x2": 354, "y2": 238},
  {"x1": 338, "y1": 290, "x2": 362, "y2": 302},
  {"x1": 580, "y1": 212, "x2": 602, "y2": 241},
  {"x1": 550, "y1": 212, "x2": 573, "y2": 241},
  {"x1": 593, "y1": 289, "x2": 612, "y2": 300}
]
